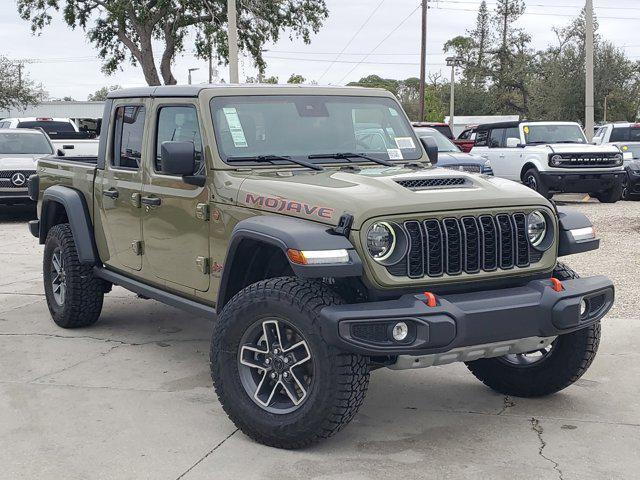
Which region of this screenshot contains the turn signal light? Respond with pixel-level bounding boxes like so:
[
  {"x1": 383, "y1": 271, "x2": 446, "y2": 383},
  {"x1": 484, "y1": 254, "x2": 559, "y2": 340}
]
[{"x1": 286, "y1": 249, "x2": 350, "y2": 265}]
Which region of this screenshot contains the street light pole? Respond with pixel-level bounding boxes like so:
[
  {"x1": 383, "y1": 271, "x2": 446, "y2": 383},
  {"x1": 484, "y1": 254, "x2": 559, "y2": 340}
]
[
  {"x1": 446, "y1": 56, "x2": 463, "y2": 134},
  {"x1": 188, "y1": 68, "x2": 200, "y2": 85},
  {"x1": 418, "y1": 0, "x2": 428, "y2": 122},
  {"x1": 585, "y1": 0, "x2": 595, "y2": 140},
  {"x1": 227, "y1": 0, "x2": 239, "y2": 83}
]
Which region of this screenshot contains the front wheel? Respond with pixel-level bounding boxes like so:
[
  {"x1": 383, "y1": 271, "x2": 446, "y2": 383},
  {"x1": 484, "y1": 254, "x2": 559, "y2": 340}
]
[
  {"x1": 596, "y1": 182, "x2": 623, "y2": 203},
  {"x1": 523, "y1": 168, "x2": 551, "y2": 199},
  {"x1": 210, "y1": 278, "x2": 370, "y2": 449},
  {"x1": 465, "y1": 262, "x2": 600, "y2": 397}
]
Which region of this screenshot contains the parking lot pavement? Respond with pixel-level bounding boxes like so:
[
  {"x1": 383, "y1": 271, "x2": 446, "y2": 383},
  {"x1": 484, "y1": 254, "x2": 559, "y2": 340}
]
[{"x1": 1, "y1": 198, "x2": 639, "y2": 480}]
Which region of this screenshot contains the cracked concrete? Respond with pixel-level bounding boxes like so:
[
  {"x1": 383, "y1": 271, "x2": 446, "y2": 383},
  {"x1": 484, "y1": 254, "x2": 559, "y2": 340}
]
[
  {"x1": 1, "y1": 200, "x2": 639, "y2": 479},
  {"x1": 531, "y1": 418, "x2": 564, "y2": 480}
]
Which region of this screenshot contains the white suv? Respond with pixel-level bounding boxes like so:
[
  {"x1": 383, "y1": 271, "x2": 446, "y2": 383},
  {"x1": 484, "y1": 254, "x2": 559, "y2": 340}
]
[
  {"x1": 593, "y1": 122, "x2": 640, "y2": 199},
  {"x1": 471, "y1": 121, "x2": 625, "y2": 202}
]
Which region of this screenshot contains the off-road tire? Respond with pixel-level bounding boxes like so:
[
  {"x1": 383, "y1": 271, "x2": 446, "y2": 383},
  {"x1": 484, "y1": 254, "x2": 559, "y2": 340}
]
[
  {"x1": 43, "y1": 223, "x2": 104, "y2": 328},
  {"x1": 523, "y1": 168, "x2": 551, "y2": 199},
  {"x1": 210, "y1": 277, "x2": 370, "y2": 449},
  {"x1": 465, "y1": 263, "x2": 601, "y2": 397},
  {"x1": 596, "y1": 182, "x2": 622, "y2": 203}
]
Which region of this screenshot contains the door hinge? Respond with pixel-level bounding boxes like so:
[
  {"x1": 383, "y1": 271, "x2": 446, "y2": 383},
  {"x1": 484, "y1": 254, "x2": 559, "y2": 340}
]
[
  {"x1": 196, "y1": 256, "x2": 210, "y2": 274},
  {"x1": 195, "y1": 203, "x2": 210, "y2": 221},
  {"x1": 131, "y1": 192, "x2": 142, "y2": 208},
  {"x1": 131, "y1": 241, "x2": 144, "y2": 256}
]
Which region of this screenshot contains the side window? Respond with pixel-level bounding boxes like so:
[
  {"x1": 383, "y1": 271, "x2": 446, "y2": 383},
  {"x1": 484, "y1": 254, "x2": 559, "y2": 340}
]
[
  {"x1": 489, "y1": 128, "x2": 505, "y2": 148},
  {"x1": 112, "y1": 105, "x2": 146, "y2": 170},
  {"x1": 475, "y1": 130, "x2": 489, "y2": 147},
  {"x1": 504, "y1": 127, "x2": 520, "y2": 147},
  {"x1": 155, "y1": 106, "x2": 203, "y2": 174}
]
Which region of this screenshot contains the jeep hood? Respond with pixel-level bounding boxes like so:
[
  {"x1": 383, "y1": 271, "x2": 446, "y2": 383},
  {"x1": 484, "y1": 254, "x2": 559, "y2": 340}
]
[
  {"x1": 537, "y1": 144, "x2": 619, "y2": 154},
  {"x1": 237, "y1": 165, "x2": 550, "y2": 229}
]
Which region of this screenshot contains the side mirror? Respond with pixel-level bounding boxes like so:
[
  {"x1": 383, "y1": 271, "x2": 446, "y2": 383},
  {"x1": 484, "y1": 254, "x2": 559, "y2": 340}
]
[
  {"x1": 506, "y1": 137, "x2": 521, "y2": 148},
  {"x1": 56, "y1": 149, "x2": 66, "y2": 157},
  {"x1": 160, "y1": 141, "x2": 196, "y2": 176},
  {"x1": 419, "y1": 136, "x2": 439, "y2": 165}
]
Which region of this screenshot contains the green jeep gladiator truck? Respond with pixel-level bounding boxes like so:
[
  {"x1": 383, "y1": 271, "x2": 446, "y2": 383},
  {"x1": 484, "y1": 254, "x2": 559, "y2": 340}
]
[{"x1": 28, "y1": 85, "x2": 614, "y2": 449}]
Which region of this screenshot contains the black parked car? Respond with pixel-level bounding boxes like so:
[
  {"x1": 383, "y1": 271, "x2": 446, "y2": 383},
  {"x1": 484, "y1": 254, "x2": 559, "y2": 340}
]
[{"x1": 413, "y1": 127, "x2": 493, "y2": 175}]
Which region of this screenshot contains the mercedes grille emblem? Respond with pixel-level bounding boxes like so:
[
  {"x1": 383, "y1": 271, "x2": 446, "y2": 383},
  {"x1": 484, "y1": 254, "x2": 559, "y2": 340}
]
[{"x1": 11, "y1": 172, "x2": 27, "y2": 187}]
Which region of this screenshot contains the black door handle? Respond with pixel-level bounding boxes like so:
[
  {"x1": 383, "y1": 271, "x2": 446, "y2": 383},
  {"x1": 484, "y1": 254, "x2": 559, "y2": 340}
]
[
  {"x1": 102, "y1": 188, "x2": 119, "y2": 199},
  {"x1": 141, "y1": 196, "x2": 161, "y2": 206}
]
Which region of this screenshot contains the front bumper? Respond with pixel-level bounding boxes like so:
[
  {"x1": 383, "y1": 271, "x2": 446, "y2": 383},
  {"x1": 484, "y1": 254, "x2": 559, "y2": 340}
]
[
  {"x1": 0, "y1": 190, "x2": 32, "y2": 203},
  {"x1": 319, "y1": 276, "x2": 614, "y2": 356},
  {"x1": 540, "y1": 171, "x2": 624, "y2": 193}
]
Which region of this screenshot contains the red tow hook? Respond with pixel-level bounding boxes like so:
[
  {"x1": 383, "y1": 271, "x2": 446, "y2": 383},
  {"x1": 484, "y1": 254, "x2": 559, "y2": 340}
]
[
  {"x1": 423, "y1": 291, "x2": 437, "y2": 307},
  {"x1": 550, "y1": 278, "x2": 564, "y2": 292}
]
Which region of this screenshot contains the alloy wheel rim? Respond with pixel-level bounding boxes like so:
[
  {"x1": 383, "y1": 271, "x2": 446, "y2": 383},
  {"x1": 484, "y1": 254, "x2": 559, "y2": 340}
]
[
  {"x1": 51, "y1": 248, "x2": 66, "y2": 306},
  {"x1": 499, "y1": 340, "x2": 556, "y2": 367},
  {"x1": 238, "y1": 318, "x2": 313, "y2": 414},
  {"x1": 525, "y1": 174, "x2": 538, "y2": 191}
]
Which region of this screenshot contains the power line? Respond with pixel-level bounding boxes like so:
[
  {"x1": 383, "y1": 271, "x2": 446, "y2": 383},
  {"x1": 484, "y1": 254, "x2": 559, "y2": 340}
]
[
  {"x1": 264, "y1": 55, "x2": 445, "y2": 66},
  {"x1": 337, "y1": 3, "x2": 423, "y2": 84},
  {"x1": 434, "y1": 0, "x2": 640, "y2": 10},
  {"x1": 317, "y1": 0, "x2": 386, "y2": 82},
  {"x1": 430, "y1": 4, "x2": 640, "y2": 20}
]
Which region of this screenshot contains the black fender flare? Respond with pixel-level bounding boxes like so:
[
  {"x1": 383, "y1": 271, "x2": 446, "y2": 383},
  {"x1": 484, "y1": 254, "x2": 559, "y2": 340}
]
[
  {"x1": 556, "y1": 206, "x2": 599, "y2": 257},
  {"x1": 217, "y1": 215, "x2": 363, "y2": 310},
  {"x1": 39, "y1": 186, "x2": 99, "y2": 265}
]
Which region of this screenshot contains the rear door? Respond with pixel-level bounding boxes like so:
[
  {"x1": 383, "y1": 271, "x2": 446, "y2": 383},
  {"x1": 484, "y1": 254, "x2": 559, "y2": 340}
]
[
  {"x1": 141, "y1": 99, "x2": 210, "y2": 292},
  {"x1": 486, "y1": 128, "x2": 509, "y2": 177},
  {"x1": 501, "y1": 126, "x2": 524, "y2": 180},
  {"x1": 95, "y1": 101, "x2": 148, "y2": 271}
]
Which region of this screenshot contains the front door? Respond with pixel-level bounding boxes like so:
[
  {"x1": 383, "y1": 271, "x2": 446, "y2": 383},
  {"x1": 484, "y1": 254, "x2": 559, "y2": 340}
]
[
  {"x1": 96, "y1": 102, "x2": 147, "y2": 271},
  {"x1": 141, "y1": 101, "x2": 210, "y2": 292}
]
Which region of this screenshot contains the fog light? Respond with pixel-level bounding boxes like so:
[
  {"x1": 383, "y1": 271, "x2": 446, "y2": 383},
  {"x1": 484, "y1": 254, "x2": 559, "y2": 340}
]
[
  {"x1": 580, "y1": 299, "x2": 589, "y2": 317},
  {"x1": 392, "y1": 322, "x2": 409, "y2": 341}
]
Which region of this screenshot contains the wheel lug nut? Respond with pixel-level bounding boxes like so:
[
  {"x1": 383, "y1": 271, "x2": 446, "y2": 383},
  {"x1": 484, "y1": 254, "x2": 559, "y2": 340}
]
[
  {"x1": 283, "y1": 358, "x2": 290, "y2": 364},
  {"x1": 283, "y1": 372, "x2": 289, "y2": 379},
  {"x1": 273, "y1": 348, "x2": 280, "y2": 355},
  {"x1": 270, "y1": 372, "x2": 277, "y2": 379},
  {"x1": 264, "y1": 358, "x2": 271, "y2": 365}
]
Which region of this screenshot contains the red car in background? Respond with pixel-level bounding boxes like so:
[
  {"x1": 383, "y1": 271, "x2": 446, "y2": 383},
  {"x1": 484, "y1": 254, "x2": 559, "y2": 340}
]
[{"x1": 412, "y1": 122, "x2": 475, "y2": 153}]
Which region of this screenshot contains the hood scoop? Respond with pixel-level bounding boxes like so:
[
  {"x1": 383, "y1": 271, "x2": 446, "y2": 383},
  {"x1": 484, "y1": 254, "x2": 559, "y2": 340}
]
[{"x1": 395, "y1": 177, "x2": 471, "y2": 191}]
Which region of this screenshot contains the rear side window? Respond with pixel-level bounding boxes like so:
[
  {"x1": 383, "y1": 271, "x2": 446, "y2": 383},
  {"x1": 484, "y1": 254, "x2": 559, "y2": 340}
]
[
  {"x1": 610, "y1": 126, "x2": 640, "y2": 142},
  {"x1": 430, "y1": 125, "x2": 453, "y2": 139},
  {"x1": 112, "y1": 105, "x2": 146, "y2": 170},
  {"x1": 475, "y1": 130, "x2": 489, "y2": 147},
  {"x1": 489, "y1": 128, "x2": 505, "y2": 148},
  {"x1": 17, "y1": 121, "x2": 75, "y2": 134},
  {"x1": 155, "y1": 106, "x2": 203, "y2": 174}
]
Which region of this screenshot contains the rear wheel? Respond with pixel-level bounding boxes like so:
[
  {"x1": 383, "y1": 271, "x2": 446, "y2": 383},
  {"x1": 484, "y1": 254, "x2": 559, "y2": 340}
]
[
  {"x1": 211, "y1": 277, "x2": 370, "y2": 449},
  {"x1": 43, "y1": 224, "x2": 104, "y2": 328},
  {"x1": 465, "y1": 263, "x2": 600, "y2": 397}
]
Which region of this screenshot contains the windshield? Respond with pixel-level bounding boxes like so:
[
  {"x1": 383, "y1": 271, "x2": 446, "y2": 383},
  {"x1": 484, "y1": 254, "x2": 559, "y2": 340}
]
[
  {"x1": 610, "y1": 126, "x2": 640, "y2": 142},
  {"x1": 17, "y1": 121, "x2": 76, "y2": 134},
  {"x1": 523, "y1": 124, "x2": 587, "y2": 144},
  {"x1": 413, "y1": 127, "x2": 459, "y2": 152},
  {"x1": 210, "y1": 95, "x2": 422, "y2": 165},
  {"x1": 0, "y1": 132, "x2": 53, "y2": 155}
]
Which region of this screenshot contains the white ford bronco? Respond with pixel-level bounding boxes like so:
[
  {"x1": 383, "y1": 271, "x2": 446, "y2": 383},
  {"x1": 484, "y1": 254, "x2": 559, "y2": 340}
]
[{"x1": 472, "y1": 121, "x2": 625, "y2": 202}]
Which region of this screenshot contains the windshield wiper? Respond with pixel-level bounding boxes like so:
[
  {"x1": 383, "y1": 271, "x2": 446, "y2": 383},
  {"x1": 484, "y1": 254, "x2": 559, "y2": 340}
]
[
  {"x1": 226, "y1": 154, "x2": 324, "y2": 171},
  {"x1": 307, "y1": 152, "x2": 394, "y2": 167}
]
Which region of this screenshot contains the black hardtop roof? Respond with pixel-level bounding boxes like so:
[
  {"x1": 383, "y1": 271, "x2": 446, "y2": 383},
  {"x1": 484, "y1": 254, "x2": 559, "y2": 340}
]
[{"x1": 476, "y1": 121, "x2": 521, "y2": 131}]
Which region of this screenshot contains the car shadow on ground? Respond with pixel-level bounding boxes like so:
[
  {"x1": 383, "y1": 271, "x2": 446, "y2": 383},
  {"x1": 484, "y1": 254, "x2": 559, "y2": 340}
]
[{"x1": 0, "y1": 204, "x2": 36, "y2": 223}]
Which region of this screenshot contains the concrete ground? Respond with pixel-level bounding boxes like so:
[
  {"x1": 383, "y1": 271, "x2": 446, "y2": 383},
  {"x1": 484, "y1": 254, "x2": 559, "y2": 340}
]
[{"x1": 0, "y1": 197, "x2": 638, "y2": 480}]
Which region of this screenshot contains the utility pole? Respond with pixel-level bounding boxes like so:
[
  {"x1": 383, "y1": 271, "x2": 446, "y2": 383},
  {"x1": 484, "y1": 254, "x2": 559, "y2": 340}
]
[
  {"x1": 227, "y1": 0, "x2": 239, "y2": 83},
  {"x1": 188, "y1": 67, "x2": 199, "y2": 85},
  {"x1": 603, "y1": 95, "x2": 608, "y2": 123},
  {"x1": 585, "y1": 0, "x2": 595, "y2": 140},
  {"x1": 446, "y1": 56, "x2": 464, "y2": 134},
  {"x1": 209, "y1": 48, "x2": 213, "y2": 84},
  {"x1": 418, "y1": 0, "x2": 428, "y2": 121},
  {"x1": 17, "y1": 63, "x2": 23, "y2": 88}
]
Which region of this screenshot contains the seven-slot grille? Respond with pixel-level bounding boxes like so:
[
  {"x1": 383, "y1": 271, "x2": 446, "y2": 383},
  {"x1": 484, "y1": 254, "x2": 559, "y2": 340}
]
[{"x1": 392, "y1": 213, "x2": 536, "y2": 279}]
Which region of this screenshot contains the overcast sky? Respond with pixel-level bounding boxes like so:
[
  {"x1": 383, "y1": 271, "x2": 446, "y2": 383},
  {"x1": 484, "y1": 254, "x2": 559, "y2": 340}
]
[{"x1": 2, "y1": 0, "x2": 639, "y2": 100}]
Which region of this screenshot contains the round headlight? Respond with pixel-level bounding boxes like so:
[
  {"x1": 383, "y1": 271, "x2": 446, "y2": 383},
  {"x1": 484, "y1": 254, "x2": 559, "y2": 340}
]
[
  {"x1": 366, "y1": 222, "x2": 396, "y2": 261},
  {"x1": 613, "y1": 153, "x2": 623, "y2": 165},
  {"x1": 550, "y1": 154, "x2": 562, "y2": 166},
  {"x1": 527, "y1": 211, "x2": 547, "y2": 247}
]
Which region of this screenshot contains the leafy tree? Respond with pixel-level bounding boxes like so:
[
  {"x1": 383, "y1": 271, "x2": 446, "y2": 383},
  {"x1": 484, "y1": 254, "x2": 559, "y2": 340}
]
[
  {"x1": 0, "y1": 56, "x2": 45, "y2": 111},
  {"x1": 287, "y1": 74, "x2": 306, "y2": 84},
  {"x1": 88, "y1": 85, "x2": 122, "y2": 101},
  {"x1": 17, "y1": 0, "x2": 329, "y2": 86},
  {"x1": 245, "y1": 75, "x2": 278, "y2": 84}
]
